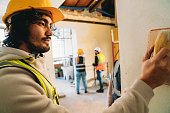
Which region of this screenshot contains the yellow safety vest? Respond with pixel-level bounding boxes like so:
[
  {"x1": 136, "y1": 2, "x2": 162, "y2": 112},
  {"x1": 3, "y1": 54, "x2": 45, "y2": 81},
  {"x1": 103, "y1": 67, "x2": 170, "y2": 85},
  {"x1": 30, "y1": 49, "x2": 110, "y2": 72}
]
[
  {"x1": 0, "y1": 58, "x2": 60, "y2": 105},
  {"x1": 96, "y1": 53, "x2": 106, "y2": 71}
]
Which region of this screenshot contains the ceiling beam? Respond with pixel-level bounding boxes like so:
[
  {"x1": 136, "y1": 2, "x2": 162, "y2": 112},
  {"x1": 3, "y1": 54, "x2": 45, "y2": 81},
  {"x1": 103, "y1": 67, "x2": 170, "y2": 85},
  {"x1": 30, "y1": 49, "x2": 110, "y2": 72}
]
[
  {"x1": 88, "y1": 0, "x2": 97, "y2": 7},
  {"x1": 75, "y1": 0, "x2": 81, "y2": 7},
  {"x1": 63, "y1": 19, "x2": 114, "y2": 26},
  {"x1": 89, "y1": 0, "x2": 105, "y2": 12},
  {"x1": 60, "y1": 9, "x2": 115, "y2": 26}
]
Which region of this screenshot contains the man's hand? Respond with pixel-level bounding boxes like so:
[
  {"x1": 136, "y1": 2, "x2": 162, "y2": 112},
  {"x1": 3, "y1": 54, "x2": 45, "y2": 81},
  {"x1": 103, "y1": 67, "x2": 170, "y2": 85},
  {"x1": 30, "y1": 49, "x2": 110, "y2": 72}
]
[{"x1": 139, "y1": 46, "x2": 170, "y2": 89}]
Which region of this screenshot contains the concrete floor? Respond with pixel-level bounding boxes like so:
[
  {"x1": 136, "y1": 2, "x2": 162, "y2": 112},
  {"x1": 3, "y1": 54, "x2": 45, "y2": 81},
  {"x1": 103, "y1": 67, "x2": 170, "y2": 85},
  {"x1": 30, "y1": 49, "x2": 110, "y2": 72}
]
[{"x1": 54, "y1": 78, "x2": 108, "y2": 113}]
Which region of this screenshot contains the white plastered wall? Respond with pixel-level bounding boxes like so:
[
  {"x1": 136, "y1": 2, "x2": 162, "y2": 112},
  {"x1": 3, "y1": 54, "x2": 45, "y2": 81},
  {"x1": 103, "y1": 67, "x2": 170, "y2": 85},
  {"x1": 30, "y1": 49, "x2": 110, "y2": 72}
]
[{"x1": 117, "y1": 0, "x2": 170, "y2": 113}]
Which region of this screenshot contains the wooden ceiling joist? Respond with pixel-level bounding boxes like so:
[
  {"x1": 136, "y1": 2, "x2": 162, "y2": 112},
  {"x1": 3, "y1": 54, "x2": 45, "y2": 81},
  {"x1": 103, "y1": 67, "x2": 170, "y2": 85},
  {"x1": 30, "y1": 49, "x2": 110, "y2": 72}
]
[
  {"x1": 89, "y1": 0, "x2": 104, "y2": 12},
  {"x1": 75, "y1": 0, "x2": 81, "y2": 6}
]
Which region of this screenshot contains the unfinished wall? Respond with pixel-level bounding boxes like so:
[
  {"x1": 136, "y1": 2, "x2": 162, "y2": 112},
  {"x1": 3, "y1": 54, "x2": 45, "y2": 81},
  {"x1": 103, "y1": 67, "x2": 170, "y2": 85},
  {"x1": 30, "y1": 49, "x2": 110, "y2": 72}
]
[
  {"x1": 52, "y1": 21, "x2": 114, "y2": 82},
  {"x1": 117, "y1": 0, "x2": 170, "y2": 113}
]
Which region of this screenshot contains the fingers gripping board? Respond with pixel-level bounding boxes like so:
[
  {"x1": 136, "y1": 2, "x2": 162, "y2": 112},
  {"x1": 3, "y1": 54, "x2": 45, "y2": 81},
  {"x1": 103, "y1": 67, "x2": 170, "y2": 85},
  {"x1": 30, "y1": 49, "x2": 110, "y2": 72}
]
[{"x1": 148, "y1": 28, "x2": 170, "y2": 85}]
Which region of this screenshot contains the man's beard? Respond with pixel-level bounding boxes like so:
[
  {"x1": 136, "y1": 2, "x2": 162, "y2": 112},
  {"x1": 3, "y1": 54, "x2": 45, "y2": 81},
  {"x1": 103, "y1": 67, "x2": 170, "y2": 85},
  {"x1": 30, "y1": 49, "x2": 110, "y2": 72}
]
[{"x1": 26, "y1": 39, "x2": 50, "y2": 54}]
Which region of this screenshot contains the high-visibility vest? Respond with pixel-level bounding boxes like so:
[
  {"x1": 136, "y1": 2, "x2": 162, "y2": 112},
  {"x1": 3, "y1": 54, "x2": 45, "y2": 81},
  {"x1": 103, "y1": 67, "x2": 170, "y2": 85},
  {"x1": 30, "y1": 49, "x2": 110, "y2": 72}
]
[
  {"x1": 96, "y1": 53, "x2": 106, "y2": 71},
  {"x1": 76, "y1": 56, "x2": 85, "y2": 72},
  {"x1": 0, "y1": 58, "x2": 60, "y2": 105}
]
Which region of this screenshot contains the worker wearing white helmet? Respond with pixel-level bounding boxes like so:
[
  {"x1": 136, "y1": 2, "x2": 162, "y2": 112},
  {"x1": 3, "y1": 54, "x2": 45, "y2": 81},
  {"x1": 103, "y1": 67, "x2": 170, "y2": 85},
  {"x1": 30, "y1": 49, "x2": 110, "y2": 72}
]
[
  {"x1": 94, "y1": 47, "x2": 101, "y2": 52},
  {"x1": 93, "y1": 47, "x2": 106, "y2": 93}
]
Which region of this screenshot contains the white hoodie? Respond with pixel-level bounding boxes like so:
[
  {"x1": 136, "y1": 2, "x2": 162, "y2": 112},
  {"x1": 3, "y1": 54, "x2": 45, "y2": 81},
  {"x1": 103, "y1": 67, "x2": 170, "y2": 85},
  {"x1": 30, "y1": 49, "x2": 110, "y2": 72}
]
[
  {"x1": 104, "y1": 79, "x2": 154, "y2": 113},
  {"x1": 0, "y1": 47, "x2": 69, "y2": 113}
]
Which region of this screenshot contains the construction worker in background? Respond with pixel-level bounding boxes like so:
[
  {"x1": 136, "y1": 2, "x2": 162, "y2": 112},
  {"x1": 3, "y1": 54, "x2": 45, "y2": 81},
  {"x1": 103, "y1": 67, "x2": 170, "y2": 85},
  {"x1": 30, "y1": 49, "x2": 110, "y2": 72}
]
[
  {"x1": 75, "y1": 49, "x2": 87, "y2": 94},
  {"x1": 0, "y1": 0, "x2": 69, "y2": 112},
  {"x1": 93, "y1": 47, "x2": 106, "y2": 93}
]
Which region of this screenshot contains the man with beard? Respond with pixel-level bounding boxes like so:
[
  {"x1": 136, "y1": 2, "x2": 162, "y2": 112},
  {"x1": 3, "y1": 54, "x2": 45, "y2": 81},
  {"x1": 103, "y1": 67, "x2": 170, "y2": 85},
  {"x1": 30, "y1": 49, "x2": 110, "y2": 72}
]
[{"x1": 0, "y1": 0, "x2": 69, "y2": 113}]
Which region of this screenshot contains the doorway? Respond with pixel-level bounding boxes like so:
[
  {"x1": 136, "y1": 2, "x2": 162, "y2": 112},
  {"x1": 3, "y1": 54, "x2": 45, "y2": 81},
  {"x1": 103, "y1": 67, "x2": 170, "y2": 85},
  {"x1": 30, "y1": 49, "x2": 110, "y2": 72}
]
[{"x1": 51, "y1": 28, "x2": 76, "y2": 81}]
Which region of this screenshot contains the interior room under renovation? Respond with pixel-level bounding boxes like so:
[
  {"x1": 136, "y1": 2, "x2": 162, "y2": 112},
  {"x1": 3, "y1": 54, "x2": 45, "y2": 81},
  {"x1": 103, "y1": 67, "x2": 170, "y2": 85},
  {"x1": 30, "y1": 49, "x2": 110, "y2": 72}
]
[{"x1": 0, "y1": 0, "x2": 169, "y2": 113}]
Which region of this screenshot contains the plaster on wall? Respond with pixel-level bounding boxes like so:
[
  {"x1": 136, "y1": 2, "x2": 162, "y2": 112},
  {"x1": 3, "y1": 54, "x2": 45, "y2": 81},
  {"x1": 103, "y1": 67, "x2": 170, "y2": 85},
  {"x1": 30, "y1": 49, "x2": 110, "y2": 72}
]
[{"x1": 117, "y1": 0, "x2": 170, "y2": 113}]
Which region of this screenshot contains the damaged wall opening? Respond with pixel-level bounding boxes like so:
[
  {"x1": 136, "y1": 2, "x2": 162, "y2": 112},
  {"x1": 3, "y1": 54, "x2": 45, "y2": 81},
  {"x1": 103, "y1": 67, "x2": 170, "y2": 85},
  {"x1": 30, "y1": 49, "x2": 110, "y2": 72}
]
[{"x1": 51, "y1": 28, "x2": 75, "y2": 81}]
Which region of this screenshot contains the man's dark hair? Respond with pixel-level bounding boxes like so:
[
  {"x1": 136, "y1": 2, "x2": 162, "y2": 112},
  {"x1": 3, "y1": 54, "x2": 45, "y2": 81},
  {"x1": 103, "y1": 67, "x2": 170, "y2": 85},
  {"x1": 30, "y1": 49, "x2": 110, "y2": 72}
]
[{"x1": 2, "y1": 9, "x2": 50, "y2": 48}]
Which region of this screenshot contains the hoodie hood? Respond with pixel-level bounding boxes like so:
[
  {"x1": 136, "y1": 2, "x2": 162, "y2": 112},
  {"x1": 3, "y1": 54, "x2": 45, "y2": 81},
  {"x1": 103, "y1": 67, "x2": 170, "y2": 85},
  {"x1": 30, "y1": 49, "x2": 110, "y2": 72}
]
[
  {"x1": 0, "y1": 46, "x2": 52, "y2": 83},
  {"x1": 0, "y1": 47, "x2": 46, "y2": 68},
  {"x1": 0, "y1": 47, "x2": 32, "y2": 61}
]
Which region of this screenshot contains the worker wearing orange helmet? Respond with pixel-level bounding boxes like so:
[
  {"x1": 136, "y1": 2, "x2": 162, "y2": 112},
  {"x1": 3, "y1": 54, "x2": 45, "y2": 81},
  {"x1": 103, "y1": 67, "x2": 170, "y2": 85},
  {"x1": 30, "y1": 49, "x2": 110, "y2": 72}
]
[
  {"x1": 75, "y1": 49, "x2": 87, "y2": 94},
  {"x1": 0, "y1": 0, "x2": 69, "y2": 113}
]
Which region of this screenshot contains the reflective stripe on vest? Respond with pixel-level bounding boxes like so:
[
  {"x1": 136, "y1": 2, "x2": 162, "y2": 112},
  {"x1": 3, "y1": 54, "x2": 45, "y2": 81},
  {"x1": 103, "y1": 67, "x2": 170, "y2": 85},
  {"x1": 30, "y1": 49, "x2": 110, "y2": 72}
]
[
  {"x1": 0, "y1": 59, "x2": 60, "y2": 105},
  {"x1": 76, "y1": 64, "x2": 85, "y2": 70},
  {"x1": 96, "y1": 53, "x2": 106, "y2": 71}
]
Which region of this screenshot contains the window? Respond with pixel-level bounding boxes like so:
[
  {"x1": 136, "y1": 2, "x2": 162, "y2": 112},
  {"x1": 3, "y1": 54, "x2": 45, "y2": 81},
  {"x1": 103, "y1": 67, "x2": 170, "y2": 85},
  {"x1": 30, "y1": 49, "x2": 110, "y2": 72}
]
[{"x1": 51, "y1": 28, "x2": 73, "y2": 66}]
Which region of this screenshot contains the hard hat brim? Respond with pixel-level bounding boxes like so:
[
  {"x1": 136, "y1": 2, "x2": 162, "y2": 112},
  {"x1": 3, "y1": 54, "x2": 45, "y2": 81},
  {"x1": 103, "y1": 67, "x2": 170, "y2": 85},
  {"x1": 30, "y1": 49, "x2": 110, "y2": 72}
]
[
  {"x1": 2, "y1": 7, "x2": 64, "y2": 24},
  {"x1": 38, "y1": 7, "x2": 64, "y2": 23}
]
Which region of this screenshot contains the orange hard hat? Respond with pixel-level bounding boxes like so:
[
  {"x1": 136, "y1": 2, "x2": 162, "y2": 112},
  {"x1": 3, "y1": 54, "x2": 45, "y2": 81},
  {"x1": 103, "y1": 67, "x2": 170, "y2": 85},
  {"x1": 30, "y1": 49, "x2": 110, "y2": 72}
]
[
  {"x1": 2, "y1": 0, "x2": 64, "y2": 24},
  {"x1": 77, "y1": 49, "x2": 84, "y2": 55}
]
